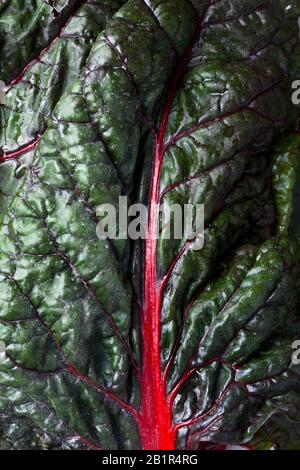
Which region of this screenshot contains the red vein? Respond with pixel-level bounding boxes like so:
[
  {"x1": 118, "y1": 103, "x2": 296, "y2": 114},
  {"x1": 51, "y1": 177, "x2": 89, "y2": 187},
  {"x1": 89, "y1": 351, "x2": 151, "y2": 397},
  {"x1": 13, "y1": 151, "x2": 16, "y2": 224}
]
[
  {"x1": 147, "y1": 78, "x2": 285, "y2": 319},
  {"x1": 39, "y1": 218, "x2": 139, "y2": 373},
  {"x1": 158, "y1": 152, "x2": 239, "y2": 201},
  {"x1": 163, "y1": 293, "x2": 204, "y2": 382},
  {"x1": 163, "y1": 74, "x2": 286, "y2": 150},
  {"x1": 161, "y1": 160, "x2": 272, "y2": 380},
  {"x1": 67, "y1": 363, "x2": 139, "y2": 419},
  {"x1": 6, "y1": 0, "x2": 86, "y2": 90},
  {"x1": 187, "y1": 413, "x2": 224, "y2": 449},
  {"x1": 159, "y1": 239, "x2": 194, "y2": 295},
  {"x1": 7, "y1": 277, "x2": 138, "y2": 420},
  {"x1": 76, "y1": 435, "x2": 102, "y2": 451},
  {"x1": 0, "y1": 135, "x2": 42, "y2": 163},
  {"x1": 173, "y1": 377, "x2": 236, "y2": 432},
  {"x1": 166, "y1": 280, "x2": 282, "y2": 428},
  {"x1": 7, "y1": 38, "x2": 59, "y2": 90},
  {"x1": 168, "y1": 356, "x2": 225, "y2": 406}
]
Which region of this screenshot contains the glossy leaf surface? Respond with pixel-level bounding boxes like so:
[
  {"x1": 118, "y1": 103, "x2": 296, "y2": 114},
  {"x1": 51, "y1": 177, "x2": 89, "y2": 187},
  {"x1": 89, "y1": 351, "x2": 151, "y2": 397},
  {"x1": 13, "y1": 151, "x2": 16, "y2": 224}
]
[{"x1": 0, "y1": 0, "x2": 299, "y2": 450}]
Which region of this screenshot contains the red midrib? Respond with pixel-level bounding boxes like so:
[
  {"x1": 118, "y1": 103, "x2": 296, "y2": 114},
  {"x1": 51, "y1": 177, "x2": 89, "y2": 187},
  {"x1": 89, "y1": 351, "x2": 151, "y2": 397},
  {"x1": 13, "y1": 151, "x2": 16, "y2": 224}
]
[
  {"x1": 139, "y1": 130, "x2": 175, "y2": 450},
  {"x1": 138, "y1": 0, "x2": 216, "y2": 446},
  {"x1": 139, "y1": 30, "x2": 200, "y2": 449}
]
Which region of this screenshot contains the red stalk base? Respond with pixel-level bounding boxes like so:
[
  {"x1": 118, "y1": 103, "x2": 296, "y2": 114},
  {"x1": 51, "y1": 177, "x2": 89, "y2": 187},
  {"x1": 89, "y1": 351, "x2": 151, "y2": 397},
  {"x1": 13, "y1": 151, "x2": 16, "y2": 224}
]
[
  {"x1": 137, "y1": 4, "x2": 206, "y2": 443},
  {"x1": 138, "y1": 44, "x2": 192, "y2": 446},
  {"x1": 139, "y1": 132, "x2": 175, "y2": 450}
]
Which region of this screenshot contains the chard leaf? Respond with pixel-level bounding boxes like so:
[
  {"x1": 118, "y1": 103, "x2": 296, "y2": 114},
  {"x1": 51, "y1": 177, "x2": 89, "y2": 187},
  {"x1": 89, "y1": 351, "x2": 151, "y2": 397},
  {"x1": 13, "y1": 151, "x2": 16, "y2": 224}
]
[{"x1": 0, "y1": 0, "x2": 299, "y2": 450}]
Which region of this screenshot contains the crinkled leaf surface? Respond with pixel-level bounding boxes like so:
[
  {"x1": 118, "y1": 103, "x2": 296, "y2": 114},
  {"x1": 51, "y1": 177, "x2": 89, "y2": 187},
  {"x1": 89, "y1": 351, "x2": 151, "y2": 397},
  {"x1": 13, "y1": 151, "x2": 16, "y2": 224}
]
[{"x1": 0, "y1": 0, "x2": 300, "y2": 450}]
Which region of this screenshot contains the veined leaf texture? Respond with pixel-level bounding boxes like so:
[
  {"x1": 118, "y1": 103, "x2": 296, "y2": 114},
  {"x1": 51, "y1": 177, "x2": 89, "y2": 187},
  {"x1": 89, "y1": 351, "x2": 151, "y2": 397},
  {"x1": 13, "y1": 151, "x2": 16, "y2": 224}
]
[{"x1": 0, "y1": 0, "x2": 300, "y2": 450}]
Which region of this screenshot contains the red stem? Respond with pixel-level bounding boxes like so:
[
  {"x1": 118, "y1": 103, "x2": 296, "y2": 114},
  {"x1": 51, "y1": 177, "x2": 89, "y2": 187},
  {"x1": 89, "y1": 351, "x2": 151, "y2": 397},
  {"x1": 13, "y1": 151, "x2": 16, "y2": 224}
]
[
  {"x1": 139, "y1": 131, "x2": 175, "y2": 449},
  {"x1": 0, "y1": 135, "x2": 42, "y2": 163},
  {"x1": 138, "y1": 4, "x2": 210, "y2": 446}
]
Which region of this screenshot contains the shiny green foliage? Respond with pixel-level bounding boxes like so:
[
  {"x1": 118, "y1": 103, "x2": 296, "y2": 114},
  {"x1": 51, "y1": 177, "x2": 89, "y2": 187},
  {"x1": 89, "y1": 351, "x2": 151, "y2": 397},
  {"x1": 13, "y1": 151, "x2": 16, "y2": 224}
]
[{"x1": 0, "y1": 0, "x2": 300, "y2": 450}]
